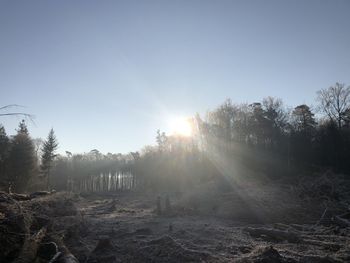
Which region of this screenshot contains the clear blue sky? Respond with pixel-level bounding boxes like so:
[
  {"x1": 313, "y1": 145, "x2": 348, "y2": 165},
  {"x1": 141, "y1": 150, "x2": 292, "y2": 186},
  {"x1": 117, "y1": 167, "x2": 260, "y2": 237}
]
[{"x1": 1, "y1": 0, "x2": 350, "y2": 154}]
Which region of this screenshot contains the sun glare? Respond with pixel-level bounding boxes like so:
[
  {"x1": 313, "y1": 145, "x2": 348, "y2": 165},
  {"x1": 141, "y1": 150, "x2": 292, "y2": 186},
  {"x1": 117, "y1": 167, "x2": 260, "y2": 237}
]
[{"x1": 170, "y1": 117, "x2": 193, "y2": 137}]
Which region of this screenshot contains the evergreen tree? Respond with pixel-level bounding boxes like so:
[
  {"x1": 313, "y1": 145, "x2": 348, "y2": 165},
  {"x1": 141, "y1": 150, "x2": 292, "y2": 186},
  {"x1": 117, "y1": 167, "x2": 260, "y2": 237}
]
[
  {"x1": 8, "y1": 120, "x2": 36, "y2": 192},
  {"x1": 0, "y1": 125, "x2": 10, "y2": 189},
  {"x1": 292, "y1": 104, "x2": 316, "y2": 134},
  {"x1": 41, "y1": 128, "x2": 59, "y2": 190},
  {"x1": 290, "y1": 105, "x2": 317, "y2": 166},
  {"x1": 17, "y1": 119, "x2": 29, "y2": 134}
]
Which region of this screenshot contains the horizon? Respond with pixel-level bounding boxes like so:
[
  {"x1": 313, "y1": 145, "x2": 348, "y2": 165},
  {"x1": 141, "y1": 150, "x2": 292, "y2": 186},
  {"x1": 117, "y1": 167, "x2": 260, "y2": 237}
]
[{"x1": 1, "y1": 0, "x2": 350, "y2": 154}]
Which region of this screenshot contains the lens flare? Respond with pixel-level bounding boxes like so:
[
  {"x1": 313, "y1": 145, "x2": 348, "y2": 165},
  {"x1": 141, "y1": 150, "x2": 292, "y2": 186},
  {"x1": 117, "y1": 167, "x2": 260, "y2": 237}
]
[{"x1": 169, "y1": 117, "x2": 193, "y2": 137}]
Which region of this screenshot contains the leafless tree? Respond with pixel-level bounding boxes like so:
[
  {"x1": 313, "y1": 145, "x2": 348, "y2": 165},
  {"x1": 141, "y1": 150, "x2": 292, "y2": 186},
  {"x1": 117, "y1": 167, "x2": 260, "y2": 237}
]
[
  {"x1": 33, "y1": 138, "x2": 44, "y2": 162},
  {"x1": 317, "y1": 83, "x2": 350, "y2": 129}
]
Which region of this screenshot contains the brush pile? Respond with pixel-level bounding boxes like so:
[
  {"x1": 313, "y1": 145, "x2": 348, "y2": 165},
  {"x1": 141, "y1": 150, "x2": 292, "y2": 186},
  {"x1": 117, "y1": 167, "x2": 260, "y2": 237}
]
[{"x1": 0, "y1": 191, "x2": 80, "y2": 263}]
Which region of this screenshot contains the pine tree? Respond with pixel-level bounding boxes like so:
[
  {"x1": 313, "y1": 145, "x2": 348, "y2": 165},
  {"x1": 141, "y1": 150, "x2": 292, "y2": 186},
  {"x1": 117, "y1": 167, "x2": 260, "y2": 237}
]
[
  {"x1": 8, "y1": 120, "x2": 36, "y2": 192},
  {"x1": 292, "y1": 104, "x2": 316, "y2": 134},
  {"x1": 41, "y1": 128, "x2": 59, "y2": 190},
  {"x1": 17, "y1": 119, "x2": 29, "y2": 134},
  {"x1": 0, "y1": 125, "x2": 10, "y2": 189}
]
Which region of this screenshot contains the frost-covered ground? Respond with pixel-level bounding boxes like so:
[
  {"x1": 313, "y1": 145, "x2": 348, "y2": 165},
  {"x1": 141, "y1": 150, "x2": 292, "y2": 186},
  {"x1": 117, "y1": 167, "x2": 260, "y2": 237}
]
[
  {"x1": 1, "y1": 176, "x2": 350, "y2": 263},
  {"x1": 67, "y1": 191, "x2": 350, "y2": 262}
]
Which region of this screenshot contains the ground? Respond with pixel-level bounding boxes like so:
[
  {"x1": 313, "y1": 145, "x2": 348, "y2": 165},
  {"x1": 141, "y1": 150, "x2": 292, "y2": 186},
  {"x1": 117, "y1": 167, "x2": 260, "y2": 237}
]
[
  {"x1": 1, "y1": 175, "x2": 350, "y2": 263},
  {"x1": 67, "y1": 191, "x2": 349, "y2": 262}
]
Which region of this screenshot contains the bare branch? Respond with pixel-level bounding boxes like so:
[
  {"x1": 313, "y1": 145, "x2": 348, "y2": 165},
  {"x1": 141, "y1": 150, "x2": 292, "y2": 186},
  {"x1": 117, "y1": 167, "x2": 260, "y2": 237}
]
[
  {"x1": 0, "y1": 105, "x2": 36, "y2": 126},
  {"x1": 0, "y1": 112, "x2": 33, "y2": 117},
  {"x1": 0, "y1": 104, "x2": 25, "y2": 111},
  {"x1": 316, "y1": 83, "x2": 350, "y2": 128}
]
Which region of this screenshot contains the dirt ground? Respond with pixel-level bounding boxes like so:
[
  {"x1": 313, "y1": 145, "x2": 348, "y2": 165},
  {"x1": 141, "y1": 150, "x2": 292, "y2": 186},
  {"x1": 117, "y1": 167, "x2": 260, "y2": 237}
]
[
  {"x1": 68, "y1": 191, "x2": 349, "y2": 263},
  {"x1": 1, "y1": 180, "x2": 350, "y2": 263}
]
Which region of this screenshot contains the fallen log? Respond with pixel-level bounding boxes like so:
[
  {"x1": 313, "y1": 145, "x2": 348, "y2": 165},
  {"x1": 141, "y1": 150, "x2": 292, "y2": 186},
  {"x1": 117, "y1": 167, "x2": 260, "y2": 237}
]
[
  {"x1": 1, "y1": 191, "x2": 55, "y2": 202},
  {"x1": 243, "y1": 227, "x2": 301, "y2": 243},
  {"x1": 0, "y1": 191, "x2": 28, "y2": 202},
  {"x1": 9, "y1": 193, "x2": 31, "y2": 201},
  {"x1": 51, "y1": 236, "x2": 79, "y2": 263}
]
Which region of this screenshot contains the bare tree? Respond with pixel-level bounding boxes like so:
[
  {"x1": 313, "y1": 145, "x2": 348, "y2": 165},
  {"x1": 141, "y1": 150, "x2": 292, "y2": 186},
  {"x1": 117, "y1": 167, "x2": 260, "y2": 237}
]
[
  {"x1": 317, "y1": 83, "x2": 350, "y2": 129},
  {"x1": 33, "y1": 138, "x2": 44, "y2": 162}
]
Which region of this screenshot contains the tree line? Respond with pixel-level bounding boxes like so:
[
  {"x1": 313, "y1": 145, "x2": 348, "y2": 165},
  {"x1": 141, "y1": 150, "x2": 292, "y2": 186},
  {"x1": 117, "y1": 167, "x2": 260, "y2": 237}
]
[
  {"x1": 0, "y1": 82, "x2": 349, "y2": 193},
  {"x1": 196, "y1": 82, "x2": 350, "y2": 174},
  {"x1": 132, "y1": 83, "x2": 350, "y2": 192},
  {"x1": 50, "y1": 149, "x2": 137, "y2": 192},
  {"x1": 0, "y1": 120, "x2": 58, "y2": 192}
]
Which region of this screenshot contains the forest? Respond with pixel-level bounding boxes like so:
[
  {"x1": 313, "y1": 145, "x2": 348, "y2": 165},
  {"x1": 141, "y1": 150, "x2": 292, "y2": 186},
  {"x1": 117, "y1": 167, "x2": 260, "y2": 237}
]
[
  {"x1": 1, "y1": 83, "x2": 350, "y2": 193},
  {"x1": 1, "y1": 83, "x2": 350, "y2": 262}
]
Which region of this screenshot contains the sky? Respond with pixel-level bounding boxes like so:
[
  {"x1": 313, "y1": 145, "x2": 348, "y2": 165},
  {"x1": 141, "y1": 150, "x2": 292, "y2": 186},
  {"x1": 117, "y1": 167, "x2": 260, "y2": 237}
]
[{"x1": 1, "y1": 0, "x2": 350, "y2": 154}]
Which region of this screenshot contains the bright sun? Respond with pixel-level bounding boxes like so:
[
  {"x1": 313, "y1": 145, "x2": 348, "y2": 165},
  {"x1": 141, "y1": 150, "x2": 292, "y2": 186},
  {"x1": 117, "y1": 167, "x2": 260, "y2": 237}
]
[{"x1": 169, "y1": 117, "x2": 193, "y2": 137}]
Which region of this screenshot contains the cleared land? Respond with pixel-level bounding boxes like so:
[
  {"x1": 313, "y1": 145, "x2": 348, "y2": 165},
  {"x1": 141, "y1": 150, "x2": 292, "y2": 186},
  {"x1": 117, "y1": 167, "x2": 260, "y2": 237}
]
[{"x1": 1, "y1": 175, "x2": 350, "y2": 262}]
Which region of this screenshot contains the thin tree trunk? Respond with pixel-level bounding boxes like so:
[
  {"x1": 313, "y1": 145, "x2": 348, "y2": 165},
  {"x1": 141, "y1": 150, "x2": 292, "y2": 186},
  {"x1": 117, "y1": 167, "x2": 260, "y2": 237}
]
[{"x1": 47, "y1": 166, "x2": 51, "y2": 191}]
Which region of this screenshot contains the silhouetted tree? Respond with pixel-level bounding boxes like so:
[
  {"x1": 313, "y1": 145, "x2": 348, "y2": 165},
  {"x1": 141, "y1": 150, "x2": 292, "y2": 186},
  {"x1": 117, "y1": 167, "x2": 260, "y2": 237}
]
[
  {"x1": 292, "y1": 104, "x2": 316, "y2": 133},
  {"x1": 18, "y1": 119, "x2": 28, "y2": 134},
  {"x1": 8, "y1": 120, "x2": 36, "y2": 192},
  {"x1": 344, "y1": 108, "x2": 350, "y2": 128},
  {"x1": 248, "y1": 102, "x2": 269, "y2": 147},
  {"x1": 0, "y1": 125, "x2": 10, "y2": 190},
  {"x1": 41, "y1": 128, "x2": 59, "y2": 190},
  {"x1": 208, "y1": 99, "x2": 235, "y2": 144},
  {"x1": 290, "y1": 105, "x2": 317, "y2": 166},
  {"x1": 261, "y1": 97, "x2": 288, "y2": 149},
  {"x1": 156, "y1": 130, "x2": 167, "y2": 152},
  {"x1": 317, "y1": 83, "x2": 350, "y2": 129},
  {"x1": 33, "y1": 138, "x2": 44, "y2": 164},
  {"x1": 315, "y1": 121, "x2": 343, "y2": 170}
]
